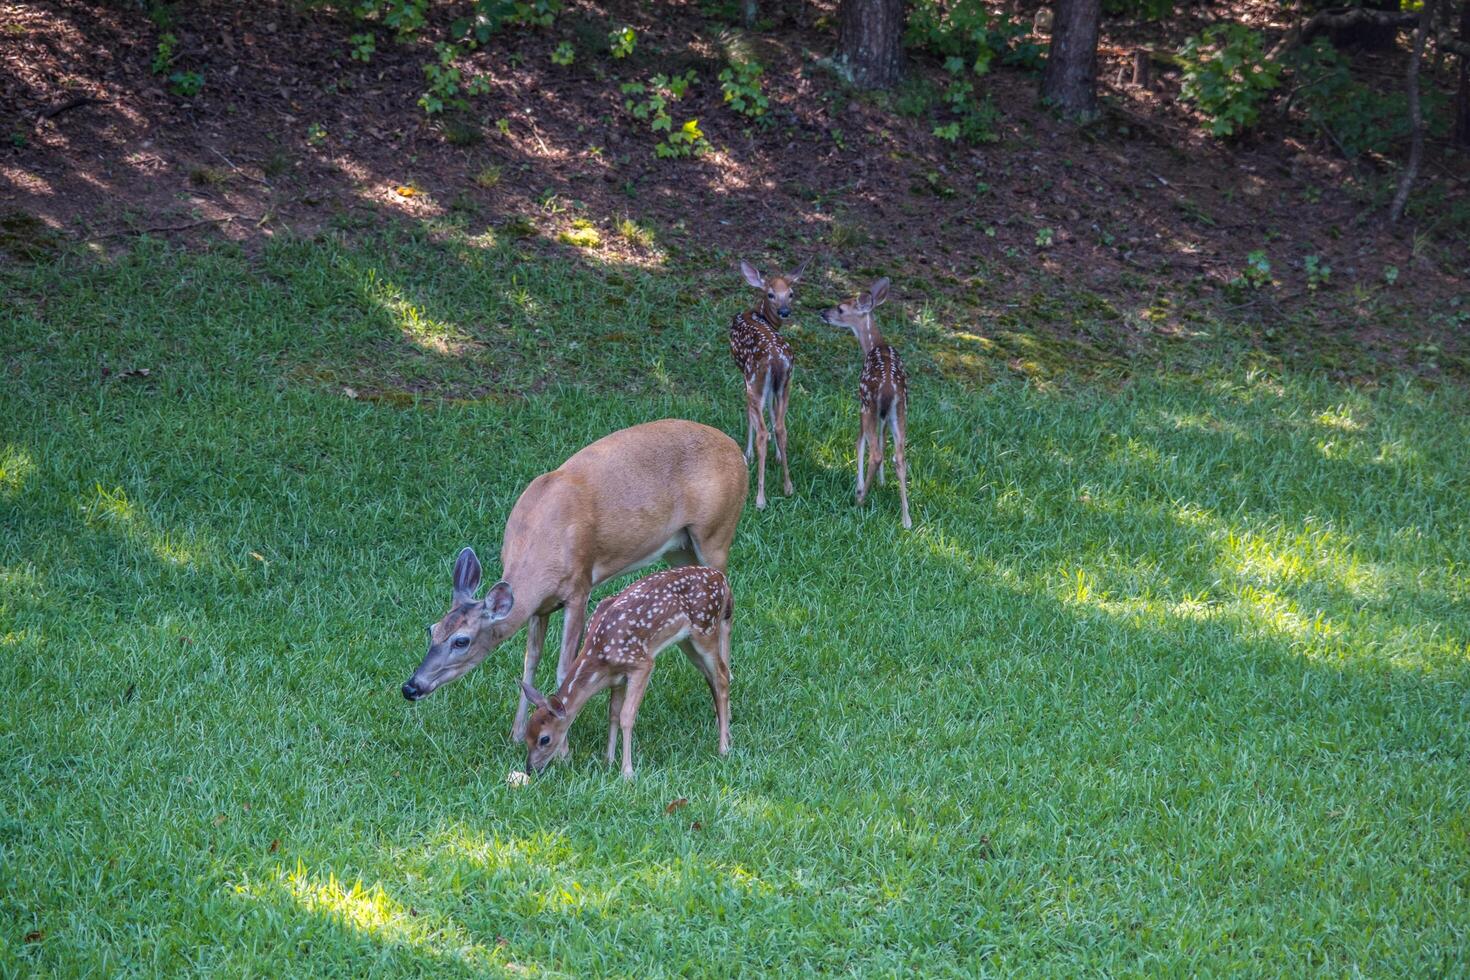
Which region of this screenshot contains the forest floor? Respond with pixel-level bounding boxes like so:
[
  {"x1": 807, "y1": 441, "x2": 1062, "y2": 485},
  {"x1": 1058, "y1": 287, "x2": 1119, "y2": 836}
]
[{"x1": 3, "y1": 0, "x2": 1468, "y2": 384}]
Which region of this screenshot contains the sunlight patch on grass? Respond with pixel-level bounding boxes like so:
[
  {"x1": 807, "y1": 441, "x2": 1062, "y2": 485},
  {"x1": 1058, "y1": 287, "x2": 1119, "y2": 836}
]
[
  {"x1": 377, "y1": 292, "x2": 478, "y2": 357},
  {"x1": 77, "y1": 484, "x2": 202, "y2": 568},
  {"x1": 0, "y1": 445, "x2": 34, "y2": 499}
]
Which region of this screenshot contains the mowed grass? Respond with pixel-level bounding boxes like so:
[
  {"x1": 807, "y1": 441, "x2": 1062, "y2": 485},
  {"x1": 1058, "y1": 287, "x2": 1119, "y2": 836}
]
[{"x1": 3, "y1": 229, "x2": 1469, "y2": 975}]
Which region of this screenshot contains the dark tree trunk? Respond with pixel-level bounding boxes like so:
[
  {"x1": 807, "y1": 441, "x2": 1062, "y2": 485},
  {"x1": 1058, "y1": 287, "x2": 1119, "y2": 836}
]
[
  {"x1": 1456, "y1": 0, "x2": 1470, "y2": 149},
  {"x1": 743, "y1": 0, "x2": 757, "y2": 29},
  {"x1": 838, "y1": 0, "x2": 904, "y2": 90},
  {"x1": 1041, "y1": 0, "x2": 1103, "y2": 118}
]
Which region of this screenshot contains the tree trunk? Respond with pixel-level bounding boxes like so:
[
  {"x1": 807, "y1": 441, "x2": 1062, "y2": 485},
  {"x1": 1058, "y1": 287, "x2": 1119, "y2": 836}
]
[
  {"x1": 1041, "y1": 0, "x2": 1103, "y2": 118},
  {"x1": 1389, "y1": 9, "x2": 1431, "y2": 223},
  {"x1": 1456, "y1": 0, "x2": 1470, "y2": 148},
  {"x1": 838, "y1": 0, "x2": 904, "y2": 90},
  {"x1": 743, "y1": 0, "x2": 757, "y2": 29}
]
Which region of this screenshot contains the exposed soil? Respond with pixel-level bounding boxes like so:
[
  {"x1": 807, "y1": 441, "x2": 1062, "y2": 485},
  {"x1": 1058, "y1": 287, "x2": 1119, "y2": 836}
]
[{"x1": 3, "y1": 0, "x2": 1468, "y2": 379}]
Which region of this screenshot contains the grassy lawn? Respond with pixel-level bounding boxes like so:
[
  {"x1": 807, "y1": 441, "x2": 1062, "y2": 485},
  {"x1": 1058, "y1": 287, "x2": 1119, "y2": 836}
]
[{"x1": 3, "y1": 229, "x2": 1469, "y2": 975}]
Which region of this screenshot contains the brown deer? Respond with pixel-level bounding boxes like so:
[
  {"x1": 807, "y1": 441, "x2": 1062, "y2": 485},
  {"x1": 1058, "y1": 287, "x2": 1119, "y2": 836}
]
[
  {"x1": 731, "y1": 257, "x2": 807, "y2": 509},
  {"x1": 520, "y1": 566, "x2": 733, "y2": 779},
  {"x1": 820, "y1": 277, "x2": 912, "y2": 529},
  {"x1": 401, "y1": 419, "x2": 747, "y2": 744}
]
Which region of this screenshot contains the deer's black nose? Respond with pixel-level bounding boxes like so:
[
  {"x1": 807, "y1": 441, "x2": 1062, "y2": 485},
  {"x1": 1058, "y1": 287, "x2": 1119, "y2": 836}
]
[
  {"x1": 778, "y1": 306, "x2": 791, "y2": 318},
  {"x1": 402, "y1": 681, "x2": 422, "y2": 701}
]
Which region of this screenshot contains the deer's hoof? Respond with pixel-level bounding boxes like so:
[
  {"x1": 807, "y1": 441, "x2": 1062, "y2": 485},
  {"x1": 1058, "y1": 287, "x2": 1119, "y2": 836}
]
[{"x1": 755, "y1": 496, "x2": 766, "y2": 510}]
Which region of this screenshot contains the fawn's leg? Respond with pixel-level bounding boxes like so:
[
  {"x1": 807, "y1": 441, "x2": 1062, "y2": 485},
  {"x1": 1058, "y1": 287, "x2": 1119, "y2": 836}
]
[
  {"x1": 606, "y1": 681, "x2": 626, "y2": 766},
  {"x1": 855, "y1": 429, "x2": 867, "y2": 502},
  {"x1": 749, "y1": 375, "x2": 770, "y2": 510},
  {"x1": 618, "y1": 668, "x2": 653, "y2": 780},
  {"x1": 892, "y1": 402, "x2": 912, "y2": 530},
  {"x1": 858, "y1": 408, "x2": 881, "y2": 505},
  {"x1": 512, "y1": 612, "x2": 549, "y2": 743},
  {"x1": 773, "y1": 374, "x2": 793, "y2": 497}
]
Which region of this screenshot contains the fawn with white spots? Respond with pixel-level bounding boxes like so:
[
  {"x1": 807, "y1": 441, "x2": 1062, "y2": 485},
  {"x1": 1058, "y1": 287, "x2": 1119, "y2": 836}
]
[
  {"x1": 821, "y1": 277, "x2": 912, "y2": 529},
  {"x1": 730, "y1": 257, "x2": 808, "y2": 509},
  {"x1": 520, "y1": 566, "x2": 734, "y2": 779},
  {"x1": 402, "y1": 420, "x2": 746, "y2": 744}
]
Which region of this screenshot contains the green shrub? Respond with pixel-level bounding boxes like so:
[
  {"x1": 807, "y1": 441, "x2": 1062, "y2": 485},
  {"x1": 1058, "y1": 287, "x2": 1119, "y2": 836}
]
[
  {"x1": 621, "y1": 72, "x2": 709, "y2": 159},
  {"x1": 551, "y1": 41, "x2": 575, "y2": 66},
  {"x1": 608, "y1": 26, "x2": 636, "y2": 59},
  {"x1": 1284, "y1": 38, "x2": 1447, "y2": 158},
  {"x1": 718, "y1": 59, "x2": 769, "y2": 118},
  {"x1": 932, "y1": 57, "x2": 1000, "y2": 145},
  {"x1": 1179, "y1": 25, "x2": 1282, "y2": 138},
  {"x1": 1103, "y1": 0, "x2": 1174, "y2": 20},
  {"x1": 907, "y1": 1, "x2": 1044, "y2": 75}
]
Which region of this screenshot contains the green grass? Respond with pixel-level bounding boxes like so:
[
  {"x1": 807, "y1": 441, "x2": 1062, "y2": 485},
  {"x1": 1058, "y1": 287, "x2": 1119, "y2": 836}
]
[{"x1": 3, "y1": 229, "x2": 1469, "y2": 975}]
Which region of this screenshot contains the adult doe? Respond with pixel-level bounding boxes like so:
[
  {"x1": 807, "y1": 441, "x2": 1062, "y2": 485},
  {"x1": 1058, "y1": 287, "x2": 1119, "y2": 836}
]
[
  {"x1": 520, "y1": 566, "x2": 733, "y2": 779},
  {"x1": 402, "y1": 419, "x2": 747, "y2": 743},
  {"x1": 821, "y1": 277, "x2": 912, "y2": 529},
  {"x1": 730, "y1": 257, "x2": 807, "y2": 509}
]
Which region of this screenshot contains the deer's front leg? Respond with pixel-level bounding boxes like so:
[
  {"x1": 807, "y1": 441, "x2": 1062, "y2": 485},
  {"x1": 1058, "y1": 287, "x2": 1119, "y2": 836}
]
[
  {"x1": 618, "y1": 668, "x2": 653, "y2": 780},
  {"x1": 512, "y1": 612, "x2": 550, "y2": 743},
  {"x1": 747, "y1": 380, "x2": 769, "y2": 510},
  {"x1": 606, "y1": 681, "x2": 626, "y2": 766}
]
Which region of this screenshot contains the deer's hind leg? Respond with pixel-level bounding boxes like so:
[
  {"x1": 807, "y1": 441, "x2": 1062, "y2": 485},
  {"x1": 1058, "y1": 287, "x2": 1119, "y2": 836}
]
[
  {"x1": 680, "y1": 627, "x2": 730, "y2": 756},
  {"x1": 892, "y1": 398, "x2": 912, "y2": 530},
  {"x1": 772, "y1": 369, "x2": 793, "y2": 497},
  {"x1": 857, "y1": 406, "x2": 882, "y2": 505},
  {"x1": 746, "y1": 372, "x2": 770, "y2": 510}
]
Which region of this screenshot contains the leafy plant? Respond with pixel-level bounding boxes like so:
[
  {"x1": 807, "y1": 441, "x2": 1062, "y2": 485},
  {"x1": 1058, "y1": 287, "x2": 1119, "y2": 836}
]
[
  {"x1": 1383, "y1": 265, "x2": 1399, "y2": 287},
  {"x1": 621, "y1": 72, "x2": 708, "y2": 158},
  {"x1": 306, "y1": 122, "x2": 328, "y2": 146},
  {"x1": 348, "y1": 32, "x2": 377, "y2": 63},
  {"x1": 168, "y1": 71, "x2": 204, "y2": 97},
  {"x1": 475, "y1": 165, "x2": 503, "y2": 188},
  {"x1": 1035, "y1": 227, "x2": 1055, "y2": 248},
  {"x1": 551, "y1": 41, "x2": 575, "y2": 66},
  {"x1": 718, "y1": 59, "x2": 769, "y2": 119},
  {"x1": 608, "y1": 26, "x2": 636, "y2": 59},
  {"x1": 1304, "y1": 255, "x2": 1332, "y2": 291},
  {"x1": 1283, "y1": 38, "x2": 1436, "y2": 159},
  {"x1": 152, "y1": 32, "x2": 177, "y2": 75},
  {"x1": 419, "y1": 42, "x2": 489, "y2": 114},
  {"x1": 1229, "y1": 249, "x2": 1273, "y2": 292},
  {"x1": 907, "y1": 2, "x2": 1044, "y2": 75},
  {"x1": 1103, "y1": 0, "x2": 1174, "y2": 20},
  {"x1": 558, "y1": 218, "x2": 601, "y2": 248},
  {"x1": 932, "y1": 58, "x2": 1000, "y2": 145},
  {"x1": 1179, "y1": 24, "x2": 1282, "y2": 138}
]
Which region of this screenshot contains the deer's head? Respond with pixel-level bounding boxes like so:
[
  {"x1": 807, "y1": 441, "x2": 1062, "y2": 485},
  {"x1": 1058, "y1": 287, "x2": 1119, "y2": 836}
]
[
  {"x1": 402, "y1": 547, "x2": 516, "y2": 701},
  {"x1": 741, "y1": 257, "x2": 809, "y2": 320},
  {"x1": 820, "y1": 277, "x2": 890, "y2": 341},
  {"x1": 520, "y1": 681, "x2": 570, "y2": 772}
]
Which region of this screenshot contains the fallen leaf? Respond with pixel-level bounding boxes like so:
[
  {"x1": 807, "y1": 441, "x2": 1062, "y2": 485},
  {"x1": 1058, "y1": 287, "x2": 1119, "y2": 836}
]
[
  {"x1": 24, "y1": 930, "x2": 44, "y2": 943},
  {"x1": 409, "y1": 907, "x2": 419, "y2": 917},
  {"x1": 249, "y1": 552, "x2": 266, "y2": 562},
  {"x1": 496, "y1": 936, "x2": 510, "y2": 948},
  {"x1": 123, "y1": 683, "x2": 136, "y2": 702},
  {"x1": 242, "y1": 802, "x2": 251, "y2": 812},
  {"x1": 342, "y1": 386, "x2": 358, "y2": 399},
  {"x1": 179, "y1": 635, "x2": 191, "y2": 645},
  {"x1": 394, "y1": 185, "x2": 418, "y2": 197},
  {"x1": 268, "y1": 838, "x2": 281, "y2": 853},
  {"x1": 121, "y1": 367, "x2": 151, "y2": 379},
  {"x1": 213, "y1": 813, "x2": 228, "y2": 826},
  {"x1": 665, "y1": 797, "x2": 688, "y2": 814},
  {"x1": 690, "y1": 820, "x2": 702, "y2": 831}
]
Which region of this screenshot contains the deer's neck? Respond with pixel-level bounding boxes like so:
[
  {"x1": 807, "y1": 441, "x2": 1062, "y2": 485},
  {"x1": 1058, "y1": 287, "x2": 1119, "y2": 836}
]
[
  {"x1": 553, "y1": 655, "x2": 616, "y2": 724},
  {"x1": 854, "y1": 317, "x2": 884, "y2": 355},
  {"x1": 755, "y1": 296, "x2": 783, "y2": 327}
]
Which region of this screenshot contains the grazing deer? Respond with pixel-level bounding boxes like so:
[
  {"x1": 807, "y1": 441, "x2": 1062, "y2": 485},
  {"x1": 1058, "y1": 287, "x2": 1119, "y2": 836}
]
[
  {"x1": 520, "y1": 566, "x2": 733, "y2": 779},
  {"x1": 731, "y1": 257, "x2": 807, "y2": 509},
  {"x1": 820, "y1": 277, "x2": 912, "y2": 529},
  {"x1": 401, "y1": 419, "x2": 747, "y2": 744}
]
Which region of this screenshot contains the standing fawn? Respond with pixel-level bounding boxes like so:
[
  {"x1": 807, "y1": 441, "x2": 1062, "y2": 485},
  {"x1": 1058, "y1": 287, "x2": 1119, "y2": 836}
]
[
  {"x1": 731, "y1": 257, "x2": 808, "y2": 509},
  {"x1": 520, "y1": 566, "x2": 733, "y2": 780},
  {"x1": 402, "y1": 419, "x2": 746, "y2": 745},
  {"x1": 821, "y1": 277, "x2": 912, "y2": 529}
]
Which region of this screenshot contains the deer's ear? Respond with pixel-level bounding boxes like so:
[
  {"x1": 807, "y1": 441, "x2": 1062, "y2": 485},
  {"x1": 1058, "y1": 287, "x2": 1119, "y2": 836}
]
[
  {"x1": 483, "y1": 581, "x2": 514, "y2": 622},
  {"x1": 452, "y1": 547, "x2": 481, "y2": 602},
  {"x1": 787, "y1": 256, "x2": 811, "y2": 283},
  {"x1": 548, "y1": 694, "x2": 567, "y2": 719},
  {"x1": 740, "y1": 260, "x2": 764, "y2": 289},
  {"x1": 521, "y1": 680, "x2": 552, "y2": 713},
  {"x1": 868, "y1": 277, "x2": 891, "y2": 308},
  {"x1": 854, "y1": 290, "x2": 875, "y2": 315}
]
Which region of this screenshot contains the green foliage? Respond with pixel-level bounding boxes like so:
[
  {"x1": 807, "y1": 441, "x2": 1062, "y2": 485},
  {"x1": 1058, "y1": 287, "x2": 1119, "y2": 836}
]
[
  {"x1": 306, "y1": 122, "x2": 328, "y2": 146},
  {"x1": 551, "y1": 41, "x2": 575, "y2": 66},
  {"x1": 608, "y1": 25, "x2": 636, "y2": 59},
  {"x1": 907, "y1": 2, "x2": 1044, "y2": 75},
  {"x1": 621, "y1": 72, "x2": 709, "y2": 158},
  {"x1": 932, "y1": 58, "x2": 1000, "y2": 145},
  {"x1": 419, "y1": 41, "x2": 490, "y2": 115},
  {"x1": 1230, "y1": 249, "x2": 1273, "y2": 292},
  {"x1": 151, "y1": 32, "x2": 177, "y2": 75},
  {"x1": 167, "y1": 70, "x2": 204, "y2": 97},
  {"x1": 1304, "y1": 254, "x2": 1331, "y2": 291},
  {"x1": 348, "y1": 32, "x2": 376, "y2": 63},
  {"x1": 1179, "y1": 25, "x2": 1282, "y2": 138},
  {"x1": 354, "y1": 0, "x2": 428, "y2": 38},
  {"x1": 1035, "y1": 227, "x2": 1055, "y2": 248},
  {"x1": 1285, "y1": 39, "x2": 1426, "y2": 159},
  {"x1": 718, "y1": 59, "x2": 769, "y2": 119}
]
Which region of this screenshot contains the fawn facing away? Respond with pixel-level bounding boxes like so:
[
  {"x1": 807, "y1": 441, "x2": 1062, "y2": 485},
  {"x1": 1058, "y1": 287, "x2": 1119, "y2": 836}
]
[
  {"x1": 730, "y1": 257, "x2": 808, "y2": 509},
  {"x1": 821, "y1": 277, "x2": 912, "y2": 529},
  {"x1": 520, "y1": 566, "x2": 734, "y2": 779},
  {"x1": 401, "y1": 419, "x2": 746, "y2": 745}
]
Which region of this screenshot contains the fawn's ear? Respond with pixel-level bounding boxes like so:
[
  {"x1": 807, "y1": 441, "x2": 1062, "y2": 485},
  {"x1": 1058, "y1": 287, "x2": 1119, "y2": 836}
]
[
  {"x1": 787, "y1": 256, "x2": 811, "y2": 283},
  {"x1": 740, "y1": 260, "x2": 764, "y2": 290},
  {"x1": 521, "y1": 680, "x2": 565, "y2": 718},
  {"x1": 854, "y1": 290, "x2": 875, "y2": 315},
  {"x1": 868, "y1": 277, "x2": 891, "y2": 308},
  {"x1": 483, "y1": 581, "x2": 514, "y2": 622},
  {"x1": 452, "y1": 547, "x2": 481, "y2": 603}
]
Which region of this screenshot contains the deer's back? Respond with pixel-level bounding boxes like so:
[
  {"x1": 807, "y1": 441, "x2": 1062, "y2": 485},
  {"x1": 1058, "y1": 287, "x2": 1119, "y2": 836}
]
[
  {"x1": 860, "y1": 344, "x2": 906, "y2": 413},
  {"x1": 585, "y1": 567, "x2": 732, "y2": 668},
  {"x1": 729, "y1": 309, "x2": 793, "y2": 380}
]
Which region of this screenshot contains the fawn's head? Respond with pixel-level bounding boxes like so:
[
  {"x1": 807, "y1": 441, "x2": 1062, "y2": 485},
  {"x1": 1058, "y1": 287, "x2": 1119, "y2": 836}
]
[
  {"x1": 820, "y1": 277, "x2": 890, "y2": 341},
  {"x1": 520, "y1": 681, "x2": 570, "y2": 772},
  {"x1": 402, "y1": 547, "x2": 516, "y2": 701},
  {"x1": 741, "y1": 257, "x2": 809, "y2": 319}
]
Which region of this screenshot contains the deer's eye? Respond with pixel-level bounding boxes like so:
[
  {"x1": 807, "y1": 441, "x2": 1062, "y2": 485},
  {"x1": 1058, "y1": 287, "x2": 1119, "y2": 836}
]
[
  {"x1": 767, "y1": 291, "x2": 774, "y2": 298},
  {"x1": 452, "y1": 635, "x2": 470, "y2": 650},
  {"x1": 538, "y1": 734, "x2": 551, "y2": 746}
]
